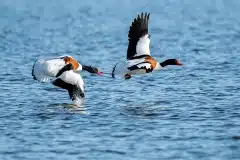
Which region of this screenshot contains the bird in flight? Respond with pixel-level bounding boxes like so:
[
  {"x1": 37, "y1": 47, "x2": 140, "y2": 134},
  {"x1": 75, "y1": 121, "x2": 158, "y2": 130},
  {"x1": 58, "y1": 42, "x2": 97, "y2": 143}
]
[
  {"x1": 112, "y1": 12, "x2": 183, "y2": 80},
  {"x1": 32, "y1": 55, "x2": 102, "y2": 105}
]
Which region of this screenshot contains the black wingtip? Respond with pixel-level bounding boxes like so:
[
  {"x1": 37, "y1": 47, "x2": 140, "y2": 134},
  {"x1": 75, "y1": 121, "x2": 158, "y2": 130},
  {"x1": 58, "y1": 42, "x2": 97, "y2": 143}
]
[
  {"x1": 126, "y1": 12, "x2": 151, "y2": 59},
  {"x1": 136, "y1": 12, "x2": 150, "y2": 18},
  {"x1": 134, "y1": 12, "x2": 150, "y2": 28},
  {"x1": 147, "y1": 13, "x2": 150, "y2": 22}
]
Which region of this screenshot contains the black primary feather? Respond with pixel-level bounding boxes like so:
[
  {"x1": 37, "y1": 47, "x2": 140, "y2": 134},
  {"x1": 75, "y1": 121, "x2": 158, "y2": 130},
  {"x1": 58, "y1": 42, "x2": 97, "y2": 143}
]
[{"x1": 127, "y1": 12, "x2": 150, "y2": 60}]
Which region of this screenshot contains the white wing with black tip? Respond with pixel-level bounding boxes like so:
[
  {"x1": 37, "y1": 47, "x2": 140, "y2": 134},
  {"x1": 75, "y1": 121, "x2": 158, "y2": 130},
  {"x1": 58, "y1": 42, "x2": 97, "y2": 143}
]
[
  {"x1": 32, "y1": 56, "x2": 70, "y2": 83},
  {"x1": 127, "y1": 12, "x2": 151, "y2": 60}
]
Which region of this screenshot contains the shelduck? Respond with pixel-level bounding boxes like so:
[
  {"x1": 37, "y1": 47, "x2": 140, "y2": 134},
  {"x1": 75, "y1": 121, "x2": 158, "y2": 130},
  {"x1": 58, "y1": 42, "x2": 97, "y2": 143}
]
[
  {"x1": 32, "y1": 55, "x2": 102, "y2": 104},
  {"x1": 112, "y1": 12, "x2": 183, "y2": 79}
]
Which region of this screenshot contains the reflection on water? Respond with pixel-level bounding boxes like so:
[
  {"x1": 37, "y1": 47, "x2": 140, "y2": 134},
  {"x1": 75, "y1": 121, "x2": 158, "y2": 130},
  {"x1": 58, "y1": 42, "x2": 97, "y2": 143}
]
[{"x1": 48, "y1": 102, "x2": 88, "y2": 114}]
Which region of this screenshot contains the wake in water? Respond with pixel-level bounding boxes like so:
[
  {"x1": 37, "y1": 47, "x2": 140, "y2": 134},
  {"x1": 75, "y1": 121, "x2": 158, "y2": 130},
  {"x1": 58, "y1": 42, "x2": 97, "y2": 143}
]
[{"x1": 50, "y1": 102, "x2": 87, "y2": 114}]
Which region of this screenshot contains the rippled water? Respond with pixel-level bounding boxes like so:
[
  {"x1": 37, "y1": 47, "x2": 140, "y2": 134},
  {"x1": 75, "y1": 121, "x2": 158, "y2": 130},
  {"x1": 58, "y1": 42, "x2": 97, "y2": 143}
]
[{"x1": 1, "y1": 0, "x2": 240, "y2": 159}]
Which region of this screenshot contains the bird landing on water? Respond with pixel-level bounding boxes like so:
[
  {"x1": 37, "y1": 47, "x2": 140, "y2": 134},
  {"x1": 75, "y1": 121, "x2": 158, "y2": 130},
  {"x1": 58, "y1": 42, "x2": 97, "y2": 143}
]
[{"x1": 32, "y1": 55, "x2": 102, "y2": 105}]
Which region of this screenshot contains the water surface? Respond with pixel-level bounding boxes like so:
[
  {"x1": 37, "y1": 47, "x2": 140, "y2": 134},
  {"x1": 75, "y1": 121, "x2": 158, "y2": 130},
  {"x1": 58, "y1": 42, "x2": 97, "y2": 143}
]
[{"x1": 0, "y1": 0, "x2": 240, "y2": 159}]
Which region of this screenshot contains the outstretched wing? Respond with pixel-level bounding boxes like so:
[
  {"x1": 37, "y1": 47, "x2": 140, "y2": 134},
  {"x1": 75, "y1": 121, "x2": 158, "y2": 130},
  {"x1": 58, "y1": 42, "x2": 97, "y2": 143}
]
[
  {"x1": 32, "y1": 55, "x2": 81, "y2": 83},
  {"x1": 127, "y1": 12, "x2": 150, "y2": 60},
  {"x1": 32, "y1": 57, "x2": 65, "y2": 82}
]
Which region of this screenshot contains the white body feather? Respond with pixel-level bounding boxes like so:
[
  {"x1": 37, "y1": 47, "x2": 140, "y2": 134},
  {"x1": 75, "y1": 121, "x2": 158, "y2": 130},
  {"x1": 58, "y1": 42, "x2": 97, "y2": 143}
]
[
  {"x1": 59, "y1": 71, "x2": 84, "y2": 105},
  {"x1": 58, "y1": 71, "x2": 84, "y2": 92},
  {"x1": 113, "y1": 57, "x2": 162, "y2": 79}
]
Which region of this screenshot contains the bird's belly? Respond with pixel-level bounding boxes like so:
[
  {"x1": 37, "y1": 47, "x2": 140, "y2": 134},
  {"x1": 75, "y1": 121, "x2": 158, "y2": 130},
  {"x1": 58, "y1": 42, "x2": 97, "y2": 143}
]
[
  {"x1": 127, "y1": 58, "x2": 145, "y2": 66},
  {"x1": 59, "y1": 71, "x2": 84, "y2": 91},
  {"x1": 126, "y1": 58, "x2": 149, "y2": 75},
  {"x1": 128, "y1": 69, "x2": 146, "y2": 75}
]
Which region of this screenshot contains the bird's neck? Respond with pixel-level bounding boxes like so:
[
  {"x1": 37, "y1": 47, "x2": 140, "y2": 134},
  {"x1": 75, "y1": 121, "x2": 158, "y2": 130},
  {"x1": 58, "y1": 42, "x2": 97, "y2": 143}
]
[
  {"x1": 160, "y1": 59, "x2": 172, "y2": 67},
  {"x1": 154, "y1": 62, "x2": 162, "y2": 70},
  {"x1": 160, "y1": 61, "x2": 167, "y2": 67}
]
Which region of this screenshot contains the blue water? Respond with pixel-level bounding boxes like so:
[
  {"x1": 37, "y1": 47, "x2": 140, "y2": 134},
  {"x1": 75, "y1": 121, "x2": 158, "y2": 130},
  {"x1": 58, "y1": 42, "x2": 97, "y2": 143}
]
[{"x1": 1, "y1": 0, "x2": 240, "y2": 159}]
